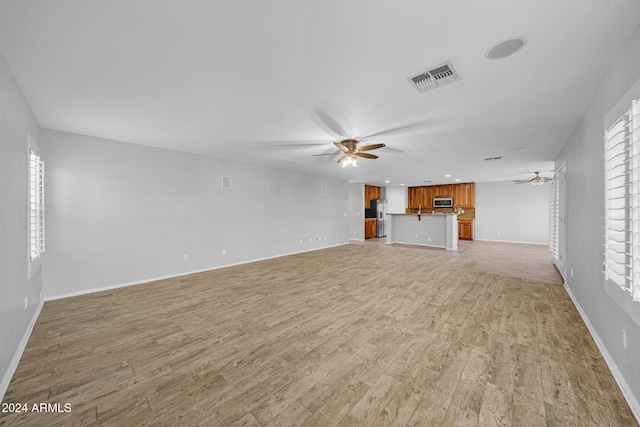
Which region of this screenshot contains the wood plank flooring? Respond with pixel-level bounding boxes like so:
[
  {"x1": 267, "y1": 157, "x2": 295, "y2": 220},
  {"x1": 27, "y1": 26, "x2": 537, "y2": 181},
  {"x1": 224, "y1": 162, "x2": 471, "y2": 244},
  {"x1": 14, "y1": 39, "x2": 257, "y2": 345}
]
[{"x1": 1, "y1": 242, "x2": 636, "y2": 426}]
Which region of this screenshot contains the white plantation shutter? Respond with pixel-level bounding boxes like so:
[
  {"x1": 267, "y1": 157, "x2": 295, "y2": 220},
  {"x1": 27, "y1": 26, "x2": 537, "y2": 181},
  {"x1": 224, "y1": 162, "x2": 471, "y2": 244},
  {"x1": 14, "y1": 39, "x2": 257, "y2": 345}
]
[
  {"x1": 632, "y1": 99, "x2": 640, "y2": 301},
  {"x1": 29, "y1": 150, "x2": 45, "y2": 262},
  {"x1": 549, "y1": 175, "x2": 559, "y2": 262},
  {"x1": 604, "y1": 99, "x2": 640, "y2": 302}
]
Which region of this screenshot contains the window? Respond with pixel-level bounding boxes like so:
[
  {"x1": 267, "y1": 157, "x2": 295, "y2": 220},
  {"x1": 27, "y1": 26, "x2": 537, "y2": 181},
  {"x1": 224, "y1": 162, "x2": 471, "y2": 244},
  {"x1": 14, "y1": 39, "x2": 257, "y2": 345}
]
[
  {"x1": 604, "y1": 99, "x2": 639, "y2": 302},
  {"x1": 28, "y1": 135, "x2": 44, "y2": 277},
  {"x1": 549, "y1": 174, "x2": 559, "y2": 263}
]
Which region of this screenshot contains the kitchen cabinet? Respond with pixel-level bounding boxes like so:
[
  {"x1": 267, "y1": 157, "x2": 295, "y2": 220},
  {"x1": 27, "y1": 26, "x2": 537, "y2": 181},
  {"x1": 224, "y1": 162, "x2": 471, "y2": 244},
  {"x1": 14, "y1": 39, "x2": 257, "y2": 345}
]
[
  {"x1": 421, "y1": 186, "x2": 434, "y2": 209},
  {"x1": 408, "y1": 187, "x2": 420, "y2": 209},
  {"x1": 432, "y1": 184, "x2": 453, "y2": 199},
  {"x1": 365, "y1": 185, "x2": 380, "y2": 208},
  {"x1": 365, "y1": 218, "x2": 377, "y2": 239},
  {"x1": 453, "y1": 182, "x2": 475, "y2": 208},
  {"x1": 408, "y1": 183, "x2": 475, "y2": 210},
  {"x1": 458, "y1": 220, "x2": 474, "y2": 240}
]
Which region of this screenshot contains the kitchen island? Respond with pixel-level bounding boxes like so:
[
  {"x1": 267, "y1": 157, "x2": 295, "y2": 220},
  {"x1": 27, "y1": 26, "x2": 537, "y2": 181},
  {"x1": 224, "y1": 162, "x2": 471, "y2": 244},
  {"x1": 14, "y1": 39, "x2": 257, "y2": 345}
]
[{"x1": 386, "y1": 213, "x2": 458, "y2": 250}]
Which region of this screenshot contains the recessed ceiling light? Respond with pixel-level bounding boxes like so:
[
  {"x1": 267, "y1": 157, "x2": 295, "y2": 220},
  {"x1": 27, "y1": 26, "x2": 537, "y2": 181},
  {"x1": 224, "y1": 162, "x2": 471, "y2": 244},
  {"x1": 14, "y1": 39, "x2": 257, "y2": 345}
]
[
  {"x1": 455, "y1": 178, "x2": 461, "y2": 182},
  {"x1": 385, "y1": 180, "x2": 390, "y2": 183},
  {"x1": 486, "y1": 37, "x2": 526, "y2": 60},
  {"x1": 445, "y1": 174, "x2": 452, "y2": 178},
  {"x1": 400, "y1": 183, "x2": 405, "y2": 186}
]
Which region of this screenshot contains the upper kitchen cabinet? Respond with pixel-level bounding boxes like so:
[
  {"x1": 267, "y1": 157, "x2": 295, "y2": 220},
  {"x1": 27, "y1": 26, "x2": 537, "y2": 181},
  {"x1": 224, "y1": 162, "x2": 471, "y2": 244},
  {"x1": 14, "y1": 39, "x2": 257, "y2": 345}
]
[
  {"x1": 421, "y1": 186, "x2": 434, "y2": 209},
  {"x1": 408, "y1": 186, "x2": 420, "y2": 209},
  {"x1": 432, "y1": 184, "x2": 453, "y2": 199},
  {"x1": 453, "y1": 182, "x2": 475, "y2": 208},
  {"x1": 364, "y1": 185, "x2": 380, "y2": 208}
]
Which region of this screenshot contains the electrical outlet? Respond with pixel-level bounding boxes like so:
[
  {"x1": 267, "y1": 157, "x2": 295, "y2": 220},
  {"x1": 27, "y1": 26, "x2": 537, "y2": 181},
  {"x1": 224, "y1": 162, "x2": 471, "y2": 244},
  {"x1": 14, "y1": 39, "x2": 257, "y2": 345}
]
[
  {"x1": 184, "y1": 254, "x2": 189, "y2": 261},
  {"x1": 39, "y1": 291, "x2": 43, "y2": 299},
  {"x1": 623, "y1": 329, "x2": 628, "y2": 349},
  {"x1": 24, "y1": 297, "x2": 27, "y2": 310},
  {"x1": 221, "y1": 249, "x2": 226, "y2": 256},
  {"x1": 414, "y1": 233, "x2": 418, "y2": 238},
  {"x1": 497, "y1": 231, "x2": 501, "y2": 235},
  {"x1": 571, "y1": 268, "x2": 574, "y2": 278},
  {"x1": 427, "y1": 238, "x2": 431, "y2": 242}
]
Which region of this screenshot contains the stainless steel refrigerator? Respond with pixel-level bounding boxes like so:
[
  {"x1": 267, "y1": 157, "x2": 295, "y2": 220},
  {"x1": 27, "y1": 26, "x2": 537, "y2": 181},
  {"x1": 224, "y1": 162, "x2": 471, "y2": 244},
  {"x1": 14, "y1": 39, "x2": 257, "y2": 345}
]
[{"x1": 370, "y1": 199, "x2": 387, "y2": 238}]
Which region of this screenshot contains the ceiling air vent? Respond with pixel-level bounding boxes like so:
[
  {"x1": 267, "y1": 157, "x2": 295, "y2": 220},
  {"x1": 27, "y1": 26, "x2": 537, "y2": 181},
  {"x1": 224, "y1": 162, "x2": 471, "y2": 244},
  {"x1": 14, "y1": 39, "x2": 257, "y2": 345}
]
[{"x1": 408, "y1": 60, "x2": 461, "y2": 93}]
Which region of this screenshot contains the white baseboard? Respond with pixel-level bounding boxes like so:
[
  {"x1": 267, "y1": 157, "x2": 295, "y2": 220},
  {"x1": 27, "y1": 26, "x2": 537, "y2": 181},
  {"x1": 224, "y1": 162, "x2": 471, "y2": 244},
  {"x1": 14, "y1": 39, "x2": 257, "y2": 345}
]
[
  {"x1": 0, "y1": 298, "x2": 44, "y2": 402},
  {"x1": 45, "y1": 242, "x2": 349, "y2": 301},
  {"x1": 563, "y1": 284, "x2": 640, "y2": 423},
  {"x1": 474, "y1": 238, "x2": 548, "y2": 245}
]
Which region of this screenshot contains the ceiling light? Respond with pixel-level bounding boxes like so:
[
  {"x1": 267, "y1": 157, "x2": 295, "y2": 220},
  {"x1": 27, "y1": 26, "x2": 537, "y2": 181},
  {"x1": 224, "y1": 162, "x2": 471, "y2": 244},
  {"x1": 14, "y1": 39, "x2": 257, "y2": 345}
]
[
  {"x1": 385, "y1": 180, "x2": 390, "y2": 183},
  {"x1": 455, "y1": 178, "x2": 461, "y2": 182},
  {"x1": 530, "y1": 176, "x2": 545, "y2": 186},
  {"x1": 341, "y1": 153, "x2": 357, "y2": 168},
  {"x1": 486, "y1": 37, "x2": 526, "y2": 60},
  {"x1": 445, "y1": 174, "x2": 451, "y2": 178}
]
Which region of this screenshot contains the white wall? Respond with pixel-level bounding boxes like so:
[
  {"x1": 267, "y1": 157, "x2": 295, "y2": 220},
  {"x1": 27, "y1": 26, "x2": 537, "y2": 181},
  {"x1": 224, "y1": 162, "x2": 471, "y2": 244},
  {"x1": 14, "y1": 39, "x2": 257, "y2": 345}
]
[
  {"x1": 385, "y1": 186, "x2": 407, "y2": 214},
  {"x1": 475, "y1": 181, "x2": 549, "y2": 244},
  {"x1": 555, "y1": 22, "x2": 640, "y2": 417},
  {"x1": 348, "y1": 183, "x2": 364, "y2": 240},
  {"x1": 0, "y1": 52, "x2": 43, "y2": 397},
  {"x1": 41, "y1": 129, "x2": 349, "y2": 298}
]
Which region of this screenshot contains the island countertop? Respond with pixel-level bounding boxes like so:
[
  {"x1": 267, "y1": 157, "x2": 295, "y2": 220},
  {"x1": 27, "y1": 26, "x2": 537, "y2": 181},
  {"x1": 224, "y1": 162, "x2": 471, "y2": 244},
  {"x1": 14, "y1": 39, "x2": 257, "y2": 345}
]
[{"x1": 386, "y1": 212, "x2": 458, "y2": 250}]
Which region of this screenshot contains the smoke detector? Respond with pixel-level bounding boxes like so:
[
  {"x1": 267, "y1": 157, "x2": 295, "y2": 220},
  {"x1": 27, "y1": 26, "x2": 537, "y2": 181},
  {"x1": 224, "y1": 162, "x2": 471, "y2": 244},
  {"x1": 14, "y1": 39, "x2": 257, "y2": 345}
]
[{"x1": 408, "y1": 60, "x2": 461, "y2": 93}]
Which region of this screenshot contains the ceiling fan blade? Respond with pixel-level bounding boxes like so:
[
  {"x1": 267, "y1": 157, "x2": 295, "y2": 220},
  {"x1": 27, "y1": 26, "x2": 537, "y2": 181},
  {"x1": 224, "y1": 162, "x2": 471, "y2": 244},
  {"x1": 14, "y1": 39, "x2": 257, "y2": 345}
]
[
  {"x1": 359, "y1": 119, "x2": 435, "y2": 140},
  {"x1": 337, "y1": 155, "x2": 348, "y2": 164},
  {"x1": 314, "y1": 108, "x2": 348, "y2": 138},
  {"x1": 334, "y1": 141, "x2": 349, "y2": 152},
  {"x1": 312, "y1": 152, "x2": 341, "y2": 157},
  {"x1": 355, "y1": 152, "x2": 378, "y2": 159},
  {"x1": 357, "y1": 143, "x2": 385, "y2": 152}
]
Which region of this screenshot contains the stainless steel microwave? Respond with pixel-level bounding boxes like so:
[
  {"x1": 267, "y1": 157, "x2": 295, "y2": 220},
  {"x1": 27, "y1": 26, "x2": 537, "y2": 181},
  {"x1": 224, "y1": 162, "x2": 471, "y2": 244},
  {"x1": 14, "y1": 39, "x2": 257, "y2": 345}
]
[{"x1": 433, "y1": 198, "x2": 453, "y2": 208}]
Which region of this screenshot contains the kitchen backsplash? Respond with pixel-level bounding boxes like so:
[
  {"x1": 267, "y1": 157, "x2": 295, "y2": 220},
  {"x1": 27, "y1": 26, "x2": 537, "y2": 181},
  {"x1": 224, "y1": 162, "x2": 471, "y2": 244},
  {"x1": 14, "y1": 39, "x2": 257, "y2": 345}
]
[{"x1": 405, "y1": 207, "x2": 476, "y2": 220}]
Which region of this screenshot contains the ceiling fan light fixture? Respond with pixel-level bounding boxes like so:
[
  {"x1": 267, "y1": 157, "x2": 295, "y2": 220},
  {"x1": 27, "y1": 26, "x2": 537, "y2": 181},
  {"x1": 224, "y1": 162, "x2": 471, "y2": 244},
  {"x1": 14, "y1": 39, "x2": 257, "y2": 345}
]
[
  {"x1": 341, "y1": 154, "x2": 357, "y2": 168},
  {"x1": 530, "y1": 177, "x2": 545, "y2": 186}
]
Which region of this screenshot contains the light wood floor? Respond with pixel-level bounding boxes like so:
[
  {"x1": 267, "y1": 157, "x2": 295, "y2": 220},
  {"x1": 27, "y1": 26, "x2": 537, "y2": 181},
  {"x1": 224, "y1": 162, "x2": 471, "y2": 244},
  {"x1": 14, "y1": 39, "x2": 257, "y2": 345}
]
[{"x1": 1, "y1": 242, "x2": 636, "y2": 426}]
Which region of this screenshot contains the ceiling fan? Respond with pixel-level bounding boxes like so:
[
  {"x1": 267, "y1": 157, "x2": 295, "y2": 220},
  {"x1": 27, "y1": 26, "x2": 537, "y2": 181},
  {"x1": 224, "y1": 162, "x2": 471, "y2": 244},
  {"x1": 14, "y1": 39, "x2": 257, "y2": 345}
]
[
  {"x1": 514, "y1": 172, "x2": 553, "y2": 186},
  {"x1": 312, "y1": 139, "x2": 385, "y2": 167}
]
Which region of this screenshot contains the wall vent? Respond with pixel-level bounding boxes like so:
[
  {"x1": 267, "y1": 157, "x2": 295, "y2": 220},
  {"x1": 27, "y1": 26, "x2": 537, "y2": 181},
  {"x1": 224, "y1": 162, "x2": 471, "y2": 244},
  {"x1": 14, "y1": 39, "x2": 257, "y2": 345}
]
[
  {"x1": 484, "y1": 156, "x2": 502, "y2": 161},
  {"x1": 221, "y1": 176, "x2": 232, "y2": 189},
  {"x1": 408, "y1": 60, "x2": 461, "y2": 93}
]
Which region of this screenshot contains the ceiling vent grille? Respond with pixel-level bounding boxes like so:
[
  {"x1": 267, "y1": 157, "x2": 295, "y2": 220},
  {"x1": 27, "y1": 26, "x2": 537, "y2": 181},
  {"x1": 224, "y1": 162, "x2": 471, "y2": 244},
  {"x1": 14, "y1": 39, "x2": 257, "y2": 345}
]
[{"x1": 408, "y1": 60, "x2": 461, "y2": 93}]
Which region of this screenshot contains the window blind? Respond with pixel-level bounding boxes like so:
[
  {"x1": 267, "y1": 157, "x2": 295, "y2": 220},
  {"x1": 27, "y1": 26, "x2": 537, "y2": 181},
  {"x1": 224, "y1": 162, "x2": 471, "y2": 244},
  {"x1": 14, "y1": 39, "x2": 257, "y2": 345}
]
[
  {"x1": 604, "y1": 100, "x2": 640, "y2": 302},
  {"x1": 549, "y1": 174, "x2": 559, "y2": 262},
  {"x1": 29, "y1": 150, "x2": 45, "y2": 262}
]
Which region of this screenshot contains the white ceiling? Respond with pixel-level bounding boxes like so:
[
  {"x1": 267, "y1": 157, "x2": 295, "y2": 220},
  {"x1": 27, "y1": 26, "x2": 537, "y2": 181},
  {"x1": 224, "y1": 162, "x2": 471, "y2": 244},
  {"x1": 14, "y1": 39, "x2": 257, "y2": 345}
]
[{"x1": 2, "y1": 1, "x2": 639, "y2": 186}]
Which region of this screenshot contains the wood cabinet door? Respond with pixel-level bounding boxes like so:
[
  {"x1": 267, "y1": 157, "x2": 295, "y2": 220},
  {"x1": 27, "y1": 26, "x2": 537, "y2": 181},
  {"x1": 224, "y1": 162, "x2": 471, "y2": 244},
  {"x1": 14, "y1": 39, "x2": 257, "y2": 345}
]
[
  {"x1": 421, "y1": 186, "x2": 434, "y2": 209},
  {"x1": 453, "y1": 183, "x2": 475, "y2": 208},
  {"x1": 365, "y1": 185, "x2": 381, "y2": 208},
  {"x1": 458, "y1": 220, "x2": 473, "y2": 240},
  {"x1": 453, "y1": 184, "x2": 464, "y2": 208},
  {"x1": 408, "y1": 187, "x2": 420, "y2": 209},
  {"x1": 365, "y1": 219, "x2": 377, "y2": 239},
  {"x1": 465, "y1": 183, "x2": 475, "y2": 208},
  {"x1": 433, "y1": 184, "x2": 453, "y2": 198}
]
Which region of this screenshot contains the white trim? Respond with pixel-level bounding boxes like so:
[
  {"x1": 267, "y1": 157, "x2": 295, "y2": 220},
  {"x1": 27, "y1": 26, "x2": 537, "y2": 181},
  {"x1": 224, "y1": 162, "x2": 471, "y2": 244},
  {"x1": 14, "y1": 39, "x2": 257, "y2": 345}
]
[
  {"x1": 0, "y1": 299, "x2": 45, "y2": 402},
  {"x1": 349, "y1": 238, "x2": 365, "y2": 242},
  {"x1": 564, "y1": 283, "x2": 640, "y2": 424},
  {"x1": 474, "y1": 238, "x2": 548, "y2": 246},
  {"x1": 45, "y1": 243, "x2": 349, "y2": 301}
]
